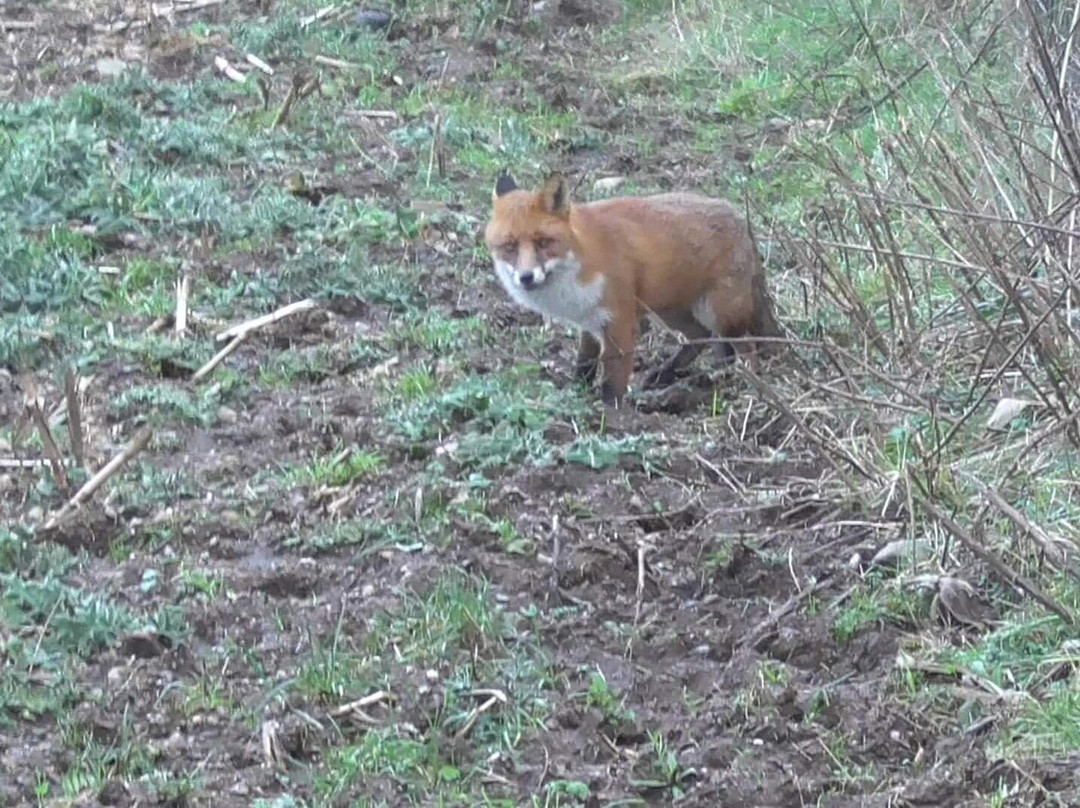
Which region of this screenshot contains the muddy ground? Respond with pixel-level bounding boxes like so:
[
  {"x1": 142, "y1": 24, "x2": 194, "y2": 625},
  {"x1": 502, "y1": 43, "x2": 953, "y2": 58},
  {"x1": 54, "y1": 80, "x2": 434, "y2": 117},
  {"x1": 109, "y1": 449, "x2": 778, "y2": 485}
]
[{"x1": 2, "y1": 0, "x2": 1078, "y2": 806}]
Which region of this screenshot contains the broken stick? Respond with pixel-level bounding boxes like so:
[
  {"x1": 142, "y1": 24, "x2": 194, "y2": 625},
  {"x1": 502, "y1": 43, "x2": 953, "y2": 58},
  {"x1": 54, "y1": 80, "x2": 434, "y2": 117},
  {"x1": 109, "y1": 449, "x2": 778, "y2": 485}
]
[
  {"x1": 328, "y1": 690, "x2": 392, "y2": 718},
  {"x1": 314, "y1": 55, "x2": 360, "y2": 70},
  {"x1": 215, "y1": 298, "x2": 316, "y2": 342},
  {"x1": 301, "y1": 4, "x2": 338, "y2": 27},
  {"x1": 214, "y1": 56, "x2": 247, "y2": 83},
  {"x1": 245, "y1": 53, "x2": 274, "y2": 75},
  {"x1": 192, "y1": 332, "x2": 248, "y2": 382},
  {"x1": 151, "y1": 0, "x2": 224, "y2": 17}
]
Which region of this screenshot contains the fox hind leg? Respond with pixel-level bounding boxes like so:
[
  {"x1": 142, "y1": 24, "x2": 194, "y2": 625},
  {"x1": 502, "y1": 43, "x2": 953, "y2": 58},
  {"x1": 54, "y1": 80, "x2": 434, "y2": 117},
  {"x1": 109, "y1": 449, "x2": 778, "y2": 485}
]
[{"x1": 644, "y1": 312, "x2": 711, "y2": 389}]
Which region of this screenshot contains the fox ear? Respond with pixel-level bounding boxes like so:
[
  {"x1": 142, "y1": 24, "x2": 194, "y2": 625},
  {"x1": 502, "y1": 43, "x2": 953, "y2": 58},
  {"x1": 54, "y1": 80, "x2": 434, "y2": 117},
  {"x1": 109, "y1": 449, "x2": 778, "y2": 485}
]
[
  {"x1": 540, "y1": 172, "x2": 569, "y2": 217},
  {"x1": 494, "y1": 171, "x2": 518, "y2": 198}
]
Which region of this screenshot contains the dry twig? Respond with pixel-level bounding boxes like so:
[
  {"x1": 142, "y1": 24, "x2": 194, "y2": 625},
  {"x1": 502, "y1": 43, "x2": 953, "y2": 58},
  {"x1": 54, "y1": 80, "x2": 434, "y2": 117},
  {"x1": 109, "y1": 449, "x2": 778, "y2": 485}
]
[
  {"x1": 215, "y1": 298, "x2": 316, "y2": 342},
  {"x1": 455, "y1": 690, "x2": 507, "y2": 740},
  {"x1": 245, "y1": 53, "x2": 274, "y2": 75},
  {"x1": 313, "y1": 55, "x2": 361, "y2": 70},
  {"x1": 192, "y1": 332, "x2": 248, "y2": 382},
  {"x1": 152, "y1": 0, "x2": 224, "y2": 16},
  {"x1": 271, "y1": 73, "x2": 321, "y2": 130},
  {"x1": 64, "y1": 370, "x2": 85, "y2": 470},
  {"x1": 979, "y1": 484, "x2": 1080, "y2": 584},
  {"x1": 43, "y1": 428, "x2": 153, "y2": 531},
  {"x1": 328, "y1": 690, "x2": 392, "y2": 718},
  {"x1": 918, "y1": 496, "x2": 1072, "y2": 624},
  {"x1": 214, "y1": 56, "x2": 247, "y2": 83},
  {"x1": 22, "y1": 380, "x2": 68, "y2": 490}
]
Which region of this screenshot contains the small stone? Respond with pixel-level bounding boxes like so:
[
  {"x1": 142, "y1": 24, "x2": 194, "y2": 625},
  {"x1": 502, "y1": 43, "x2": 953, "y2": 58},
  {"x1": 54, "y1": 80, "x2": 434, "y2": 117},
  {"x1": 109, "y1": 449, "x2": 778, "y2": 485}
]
[
  {"x1": 96, "y1": 58, "x2": 128, "y2": 77},
  {"x1": 425, "y1": 668, "x2": 439, "y2": 681},
  {"x1": 354, "y1": 9, "x2": 392, "y2": 30},
  {"x1": 98, "y1": 779, "x2": 130, "y2": 806},
  {"x1": 593, "y1": 176, "x2": 625, "y2": 193},
  {"x1": 230, "y1": 782, "x2": 250, "y2": 796},
  {"x1": 119, "y1": 631, "x2": 169, "y2": 659},
  {"x1": 217, "y1": 406, "x2": 238, "y2": 425},
  {"x1": 106, "y1": 666, "x2": 126, "y2": 687}
]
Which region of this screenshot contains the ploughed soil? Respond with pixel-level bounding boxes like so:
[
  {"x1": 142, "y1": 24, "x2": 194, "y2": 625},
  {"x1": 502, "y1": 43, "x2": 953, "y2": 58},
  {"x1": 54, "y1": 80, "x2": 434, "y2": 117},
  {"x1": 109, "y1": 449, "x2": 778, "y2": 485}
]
[{"x1": 2, "y1": 1, "x2": 1078, "y2": 807}]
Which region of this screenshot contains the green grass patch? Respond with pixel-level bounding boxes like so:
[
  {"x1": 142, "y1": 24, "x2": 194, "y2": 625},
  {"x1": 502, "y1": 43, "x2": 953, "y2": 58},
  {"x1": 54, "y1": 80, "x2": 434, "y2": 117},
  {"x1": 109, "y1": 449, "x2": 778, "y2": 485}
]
[
  {"x1": 300, "y1": 569, "x2": 552, "y2": 802},
  {"x1": 279, "y1": 446, "x2": 386, "y2": 489}
]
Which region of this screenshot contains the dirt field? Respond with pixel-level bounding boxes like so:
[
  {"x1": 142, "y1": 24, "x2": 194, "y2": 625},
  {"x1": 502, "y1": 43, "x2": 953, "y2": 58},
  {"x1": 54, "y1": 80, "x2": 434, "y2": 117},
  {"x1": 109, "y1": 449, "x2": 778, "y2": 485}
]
[{"x1": 3, "y1": 0, "x2": 1080, "y2": 806}]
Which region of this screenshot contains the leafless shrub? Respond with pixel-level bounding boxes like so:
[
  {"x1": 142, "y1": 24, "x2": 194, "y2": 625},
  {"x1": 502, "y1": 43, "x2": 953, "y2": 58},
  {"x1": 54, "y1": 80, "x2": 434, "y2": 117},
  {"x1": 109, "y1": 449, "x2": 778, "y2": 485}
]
[{"x1": 756, "y1": 0, "x2": 1080, "y2": 617}]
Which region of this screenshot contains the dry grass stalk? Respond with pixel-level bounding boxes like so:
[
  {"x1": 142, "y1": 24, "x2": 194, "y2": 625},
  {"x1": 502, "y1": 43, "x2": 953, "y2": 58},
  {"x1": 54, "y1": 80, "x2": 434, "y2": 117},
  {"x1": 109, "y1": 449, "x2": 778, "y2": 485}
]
[
  {"x1": 215, "y1": 298, "x2": 316, "y2": 342},
  {"x1": 48, "y1": 373, "x2": 94, "y2": 429},
  {"x1": 634, "y1": 541, "x2": 649, "y2": 625},
  {"x1": 175, "y1": 273, "x2": 190, "y2": 337},
  {"x1": 271, "y1": 73, "x2": 321, "y2": 130},
  {"x1": 22, "y1": 379, "x2": 68, "y2": 490},
  {"x1": 1, "y1": 19, "x2": 37, "y2": 30},
  {"x1": 260, "y1": 720, "x2": 287, "y2": 770},
  {"x1": 64, "y1": 370, "x2": 85, "y2": 470},
  {"x1": 434, "y1": 112, "x2": 446, "y2": 180},
  {"x1": 736, "y1": 365, "x2": 877, "y2": 490},
  {"x1": 43, "y1": 427, "x2": 153, "y2": 531}
]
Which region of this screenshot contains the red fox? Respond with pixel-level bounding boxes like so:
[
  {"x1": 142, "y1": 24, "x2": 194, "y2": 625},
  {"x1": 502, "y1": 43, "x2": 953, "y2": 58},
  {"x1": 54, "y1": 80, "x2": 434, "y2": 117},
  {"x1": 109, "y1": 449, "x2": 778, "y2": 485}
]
[{"x1": 483, "y1": 171, "x2": 782, "y2": 407}]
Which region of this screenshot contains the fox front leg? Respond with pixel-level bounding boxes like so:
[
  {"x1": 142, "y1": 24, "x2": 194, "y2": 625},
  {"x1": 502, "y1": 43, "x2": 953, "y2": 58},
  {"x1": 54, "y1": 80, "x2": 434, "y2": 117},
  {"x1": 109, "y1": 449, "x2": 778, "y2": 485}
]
[{"x1": 575, "y1": 332, "x2": 601, "y2": 386}]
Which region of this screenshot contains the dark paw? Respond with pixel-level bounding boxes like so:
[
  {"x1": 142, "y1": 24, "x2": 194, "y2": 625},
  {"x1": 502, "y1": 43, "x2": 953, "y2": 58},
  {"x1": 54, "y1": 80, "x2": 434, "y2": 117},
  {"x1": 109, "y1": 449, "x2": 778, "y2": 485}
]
[
  {"x1": 575, "y1": 359, "x2": 599, "y2": 385},
  {"x1": 600, "y1": 381, "x2": 621, "y2": 408},
  {"x1": 643, "y1": 366, "x2": 677, "y2": 389}
]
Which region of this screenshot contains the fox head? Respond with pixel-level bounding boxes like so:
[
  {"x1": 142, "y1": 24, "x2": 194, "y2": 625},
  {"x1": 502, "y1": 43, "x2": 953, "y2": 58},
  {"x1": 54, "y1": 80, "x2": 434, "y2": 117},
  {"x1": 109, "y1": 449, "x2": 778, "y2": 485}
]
[{"x1": 484, "y1": 171, "x2": 579, "y2": 292}]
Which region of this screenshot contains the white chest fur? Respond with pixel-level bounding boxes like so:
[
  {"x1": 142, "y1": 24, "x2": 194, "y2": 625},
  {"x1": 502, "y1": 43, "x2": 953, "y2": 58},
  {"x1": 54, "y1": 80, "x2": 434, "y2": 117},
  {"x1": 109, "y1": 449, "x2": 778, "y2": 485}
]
[{"x1": 494, "y1": 255, "x2": 610, "y2": 338}]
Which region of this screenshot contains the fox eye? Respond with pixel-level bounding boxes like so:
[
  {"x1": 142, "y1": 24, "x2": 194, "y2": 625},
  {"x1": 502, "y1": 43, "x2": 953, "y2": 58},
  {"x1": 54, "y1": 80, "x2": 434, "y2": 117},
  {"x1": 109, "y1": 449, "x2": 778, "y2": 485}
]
[
  {"x1": 501, "y1": 242, "x2": 518, "y2": 255},
  {"x1": 535, "y1": 237, "x2": 553, "y2": 250}
]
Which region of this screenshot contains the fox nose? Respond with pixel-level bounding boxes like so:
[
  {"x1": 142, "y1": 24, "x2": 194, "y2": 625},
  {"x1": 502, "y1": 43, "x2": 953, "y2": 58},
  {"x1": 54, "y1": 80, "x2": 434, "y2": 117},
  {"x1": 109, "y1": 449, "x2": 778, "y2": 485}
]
[{"x1": 519, "y1": 271, "x2": 536, "y2": 289}]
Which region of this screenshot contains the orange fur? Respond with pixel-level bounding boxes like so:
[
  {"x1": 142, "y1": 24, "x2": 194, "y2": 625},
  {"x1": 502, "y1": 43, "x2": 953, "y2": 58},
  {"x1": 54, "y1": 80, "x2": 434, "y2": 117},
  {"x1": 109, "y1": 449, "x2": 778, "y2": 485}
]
[{"x1": 484, "y1": 171, "x2": 782, "y2": 407}]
